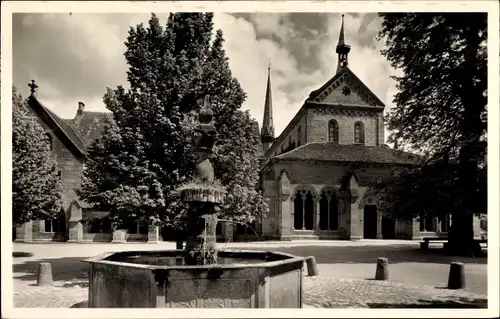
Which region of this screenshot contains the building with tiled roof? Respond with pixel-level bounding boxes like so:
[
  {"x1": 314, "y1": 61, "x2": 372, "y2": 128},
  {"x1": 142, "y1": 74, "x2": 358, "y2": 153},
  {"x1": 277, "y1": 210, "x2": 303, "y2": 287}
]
[
  {"x1": 15, "y1": 89, "x2": 115, "y2": 243},
  {"x1": 254, "y1": 15, "x2": 464, "y2": 241}
]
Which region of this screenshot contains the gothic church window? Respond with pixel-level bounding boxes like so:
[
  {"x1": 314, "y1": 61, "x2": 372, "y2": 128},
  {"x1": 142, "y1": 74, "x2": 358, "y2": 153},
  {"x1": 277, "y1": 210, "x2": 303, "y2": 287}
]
[
  {"x1": 354, "y1": 121, "x2": 365, "y2": 144},
  {"x1": 293, "y1": 189, "x2": 314, "y2": 230},
  {"x1": 328, "y1": 120, "x2": 339, "y2": 143},
  {"x1": 319, "y1": 190, "x2": 339, "y2": 230}
]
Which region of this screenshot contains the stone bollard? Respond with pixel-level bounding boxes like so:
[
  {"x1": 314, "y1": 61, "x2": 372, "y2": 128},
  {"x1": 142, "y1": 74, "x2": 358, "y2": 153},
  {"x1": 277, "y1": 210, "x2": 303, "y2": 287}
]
[
  {"x1": 447, "y1": 262, "x2": 466, "y2": 289},
  {"x1": 37, "y1": 262, "x2": 53, "y2": 286},
  {"x1": 305, "y1": 256, "x2": 319, "y2": 276},
  {"x1": 375, "y1": 257, "x2": 389, "y2": 280}
]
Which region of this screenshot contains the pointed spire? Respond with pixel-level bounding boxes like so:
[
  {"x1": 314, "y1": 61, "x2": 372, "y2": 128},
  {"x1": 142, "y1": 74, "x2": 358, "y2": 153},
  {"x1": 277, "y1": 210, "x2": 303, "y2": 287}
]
[
  {"x1": 261, "y1": 61, "x2": 275, "y2": 153},
  {"x1": 338, "y1": 14, "x2": 346, "y2": 47},
  {"x1": 336, "y1": 14, "x2": 351, "y2": 73}
]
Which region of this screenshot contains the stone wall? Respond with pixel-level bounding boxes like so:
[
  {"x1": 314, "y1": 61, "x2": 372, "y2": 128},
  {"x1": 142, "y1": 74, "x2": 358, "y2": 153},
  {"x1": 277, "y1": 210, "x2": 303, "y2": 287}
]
[
  {"x1": 306, "y1": 108, "x2": 384, "y2": 146},
  {"x1": 27, "y1": 105, "x2": 85, "y2": 212},
  {"x1": 266, "y1": 108, "x2": 307, "y2": 158}
]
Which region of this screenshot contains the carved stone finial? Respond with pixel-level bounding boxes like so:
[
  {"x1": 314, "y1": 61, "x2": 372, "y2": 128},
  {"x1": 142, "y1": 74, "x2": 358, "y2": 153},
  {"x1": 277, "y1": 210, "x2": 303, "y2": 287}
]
[{"x1": 28, "y1": 79, "x2": 38, "y2": 96}]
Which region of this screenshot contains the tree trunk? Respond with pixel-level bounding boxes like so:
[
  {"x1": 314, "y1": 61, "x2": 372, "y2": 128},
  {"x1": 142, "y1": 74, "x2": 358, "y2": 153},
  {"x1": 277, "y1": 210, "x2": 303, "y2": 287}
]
[
  {"x1": 184, "y1": 202, "x2": 218, "y2": 265},
  {"x1": 448, "y1": 211, "x2": 475, "y2": 257}
]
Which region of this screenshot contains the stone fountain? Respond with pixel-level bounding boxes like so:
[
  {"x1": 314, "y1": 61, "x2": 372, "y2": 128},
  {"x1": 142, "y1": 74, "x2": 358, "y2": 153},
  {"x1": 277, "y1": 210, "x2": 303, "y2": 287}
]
[{"x1": 84, "y1": 96, "x2": 305, "y2": 308}]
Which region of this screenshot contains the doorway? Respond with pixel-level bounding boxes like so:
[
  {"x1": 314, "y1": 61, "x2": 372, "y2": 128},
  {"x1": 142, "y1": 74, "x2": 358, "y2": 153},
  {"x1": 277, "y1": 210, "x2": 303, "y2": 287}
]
[
  {"x1": 363, "y1": 205, "x2": 377, "y2": 239},
  {"x1": 381, "y1": 216, "x2": 395, "y2": 239}
]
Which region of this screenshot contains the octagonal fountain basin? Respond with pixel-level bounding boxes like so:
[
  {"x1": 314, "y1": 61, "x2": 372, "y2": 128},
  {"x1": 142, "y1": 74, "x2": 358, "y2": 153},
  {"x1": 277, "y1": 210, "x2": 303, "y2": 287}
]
[{"x1": 84, "y1": 249, "x2": 306, "y2": 308}]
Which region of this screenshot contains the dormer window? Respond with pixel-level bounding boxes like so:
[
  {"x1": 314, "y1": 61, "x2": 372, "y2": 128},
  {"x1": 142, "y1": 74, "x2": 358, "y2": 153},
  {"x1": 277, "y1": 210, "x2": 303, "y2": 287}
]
[
  {"x1": 328, "y1": 119, "x2": 339, "y2": 143},
  {"x1": 354, "y1": 121, "x2": 365, "y2": 144}
]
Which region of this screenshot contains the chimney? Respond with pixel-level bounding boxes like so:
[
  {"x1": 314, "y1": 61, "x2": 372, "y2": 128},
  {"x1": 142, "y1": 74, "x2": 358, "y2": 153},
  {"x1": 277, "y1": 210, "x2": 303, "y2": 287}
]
[
  {"x1": 393, "y1": 138, "x2": 399, "y2": 150},
  {"x1": 77, "y1": 102, "x2": 85, "y2": 116}
]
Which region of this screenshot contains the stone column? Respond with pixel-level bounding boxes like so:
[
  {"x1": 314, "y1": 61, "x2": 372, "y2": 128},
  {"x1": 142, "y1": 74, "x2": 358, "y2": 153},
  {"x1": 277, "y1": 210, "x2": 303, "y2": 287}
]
[
  {"x1": 376, "y1": 210, "x2": 383, "y2": 239},
  {"x1": 301, "y1": 194, "x2": 306, "y2": 230},
  {"x1": 315, "y1": 197, "x2": 321, "y2": 231},
  {"x1": 15, "y1": 221, "x2": 33, "y2": 242},
  {"x1": 112, "y1": 229, "x2": 126, "y2": 243},
  {"x1": 349, "y1": 199, "x2": 362, "y2": 240},
  {"x1": 147, "y1": 226, "x2": 160, "y2": 243},
  {"x1": 68, "y1": 203, "x2": 83, "y2": 243}
]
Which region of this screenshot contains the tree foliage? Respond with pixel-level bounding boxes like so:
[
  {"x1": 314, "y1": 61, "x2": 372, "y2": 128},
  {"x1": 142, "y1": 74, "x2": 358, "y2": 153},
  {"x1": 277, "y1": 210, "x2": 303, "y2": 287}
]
[
  {"x1": 78, "y1": 13, "x2": 267, "y2": 230},
  {"x1": 12, "y1": 86, "x2": 63, "y2": 224},
  {"x1": 374, "y1": 13, "x2": 487, "y2": 254}
]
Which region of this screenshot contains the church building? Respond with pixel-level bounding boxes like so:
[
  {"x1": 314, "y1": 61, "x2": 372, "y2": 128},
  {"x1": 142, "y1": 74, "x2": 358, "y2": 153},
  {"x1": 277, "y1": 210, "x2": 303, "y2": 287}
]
[{"x1": 254, "y1": 15, "x2": 475, "y2": 241}]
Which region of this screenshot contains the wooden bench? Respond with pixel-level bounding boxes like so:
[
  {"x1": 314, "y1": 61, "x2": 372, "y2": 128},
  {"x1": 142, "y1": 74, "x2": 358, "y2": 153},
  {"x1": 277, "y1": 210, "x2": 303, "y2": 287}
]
[
  {"x1": 420, "y1": 237, "x2": 448, "y2": 250},
  {"x1": 420, "y1": 237, "x2": 488, "y2": 252}
]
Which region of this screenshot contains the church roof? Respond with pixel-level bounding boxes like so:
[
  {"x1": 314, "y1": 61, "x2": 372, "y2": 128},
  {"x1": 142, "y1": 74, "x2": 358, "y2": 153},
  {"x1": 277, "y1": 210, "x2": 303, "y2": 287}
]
[
  {"x1": 28, "y1": 95, "x2": 111, "y2": 158},
  {"x1": 274, "y1": 142, "x2": 421, "y2": 165},
  {"x1": 68, "y1": 111, "x2": 112, "y2": 147},
  {"x1": 28, "y1": 95, "x2": 87, "y2": 157}
]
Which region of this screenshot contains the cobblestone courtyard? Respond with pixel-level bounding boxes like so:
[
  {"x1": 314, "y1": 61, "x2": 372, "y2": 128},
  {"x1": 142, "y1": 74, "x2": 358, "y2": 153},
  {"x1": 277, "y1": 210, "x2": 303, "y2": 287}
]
[{"x1": 10, "y1": 241, "x2": 488, "y2": 308}]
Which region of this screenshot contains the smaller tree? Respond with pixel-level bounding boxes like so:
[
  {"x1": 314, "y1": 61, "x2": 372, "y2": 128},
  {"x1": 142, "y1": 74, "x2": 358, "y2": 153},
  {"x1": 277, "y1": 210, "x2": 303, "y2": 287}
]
[{"x1": 12, "y1": 86, "x2": 63, "y2": 225}]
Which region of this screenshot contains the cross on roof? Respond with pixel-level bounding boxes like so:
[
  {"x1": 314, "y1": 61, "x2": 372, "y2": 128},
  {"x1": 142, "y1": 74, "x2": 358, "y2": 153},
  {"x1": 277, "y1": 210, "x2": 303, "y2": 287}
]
[{"x1": 28, "y1": 79, "x2": 38, "y2": 96}]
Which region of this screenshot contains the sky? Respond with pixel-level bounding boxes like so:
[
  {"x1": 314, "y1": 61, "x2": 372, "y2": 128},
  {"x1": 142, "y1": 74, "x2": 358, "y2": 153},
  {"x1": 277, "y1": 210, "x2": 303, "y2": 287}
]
[{"x1": 12, "y1": 12, "x2": 399, "y2": 141}]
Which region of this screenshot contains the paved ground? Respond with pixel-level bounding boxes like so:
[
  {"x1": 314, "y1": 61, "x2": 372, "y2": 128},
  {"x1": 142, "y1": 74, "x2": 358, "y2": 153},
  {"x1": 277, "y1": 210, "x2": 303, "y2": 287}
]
[{"x1": 10, "y1": 241, "x2": 488, "y2": 308}]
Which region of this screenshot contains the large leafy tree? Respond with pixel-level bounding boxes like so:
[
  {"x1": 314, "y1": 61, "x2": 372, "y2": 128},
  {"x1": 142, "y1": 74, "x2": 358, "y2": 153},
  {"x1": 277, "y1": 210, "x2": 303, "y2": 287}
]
[
  {"x1": 78, "y1": 13, "x2": 267, "y2": 234},
  {"x1": 374, "y1": 13, "x2": 487, "y2": 256},
  {"x1": 12, "y1": 86, "x2": 63, "y2": 225}
]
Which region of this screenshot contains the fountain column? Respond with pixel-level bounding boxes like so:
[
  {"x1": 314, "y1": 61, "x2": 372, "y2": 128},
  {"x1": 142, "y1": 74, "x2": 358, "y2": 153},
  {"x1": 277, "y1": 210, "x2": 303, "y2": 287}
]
[{"x1": 179, "y1": 95, "x2": 225, "y2": 265}]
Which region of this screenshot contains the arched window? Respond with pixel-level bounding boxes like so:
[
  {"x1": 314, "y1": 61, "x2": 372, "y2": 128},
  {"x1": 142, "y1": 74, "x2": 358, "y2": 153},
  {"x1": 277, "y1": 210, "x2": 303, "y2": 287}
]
[
  {"x1": 354, "y1": 121, "x2": 365, "y2": 144},
  {"x1": 297, "y1": 126, "x2": 302, "y2": 147},
  {"x1": 319, "y1": 189, "x2": 339, "y2": 230},
  {"x1": 328, "y1": 120, "x2": 339, "y2": 143},
  {"x1": 293, "y1": 188, "x2": 315, "y2": 230}
]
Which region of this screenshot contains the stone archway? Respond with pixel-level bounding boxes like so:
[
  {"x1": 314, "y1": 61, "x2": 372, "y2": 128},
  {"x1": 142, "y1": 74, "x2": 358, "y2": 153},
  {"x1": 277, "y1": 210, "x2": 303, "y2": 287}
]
[{"x1": 293, "y1": 187, "x2": 316, "y2": 230}]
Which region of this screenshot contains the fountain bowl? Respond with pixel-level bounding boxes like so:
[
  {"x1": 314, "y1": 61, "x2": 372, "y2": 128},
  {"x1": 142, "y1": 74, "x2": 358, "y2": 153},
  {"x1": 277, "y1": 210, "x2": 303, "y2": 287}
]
[{"x1": 83, "y1": 249, "x2": 306, "y2": 308}]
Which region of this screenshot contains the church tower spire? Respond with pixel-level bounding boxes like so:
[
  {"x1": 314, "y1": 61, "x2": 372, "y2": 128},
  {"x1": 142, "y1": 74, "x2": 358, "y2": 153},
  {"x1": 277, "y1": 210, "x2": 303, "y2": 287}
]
[
  {"x1": 336, "y1": 14, "x2": 351, "y2": 73},
  {"x1": 261, "y1": 60, "x2": 275, "y2": 153}
]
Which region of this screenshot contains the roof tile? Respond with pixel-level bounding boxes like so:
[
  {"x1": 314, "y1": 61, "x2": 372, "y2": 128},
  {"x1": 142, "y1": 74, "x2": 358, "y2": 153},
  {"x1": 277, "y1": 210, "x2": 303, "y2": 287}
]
[{"x1": 275, "y1": 142, "x2": 421, "y2": 165}]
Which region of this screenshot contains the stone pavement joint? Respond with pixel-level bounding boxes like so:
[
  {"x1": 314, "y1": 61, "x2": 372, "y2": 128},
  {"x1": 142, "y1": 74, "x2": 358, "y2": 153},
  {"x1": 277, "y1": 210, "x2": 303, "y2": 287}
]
[{"x1": 13, "y1": 275, "x2": 487, "y2": 308}]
